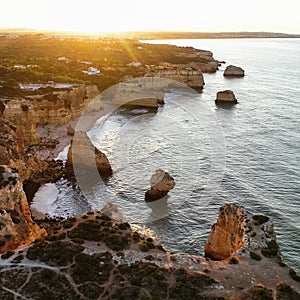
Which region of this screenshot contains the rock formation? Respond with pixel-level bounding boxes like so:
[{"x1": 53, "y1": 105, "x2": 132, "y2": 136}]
[
  {"x1": 2, "y1": 84, "x2": 99, "y2": 146},
  {"x1": 122, "y1": 98, "x2": 162, "y2": 111},
  {"x1": 224, "y1": 65, "x2": 245, "y2": 77},
  {"x1": 215, "y1": 90, "x2": 238, "y2": 105},
  {"x1": 66, "y1": 124, "x2": 75, "y2": 136},
  {"x1": 0, "y1": 207, "x2": 299, "y2": 299},
  {"x1": 66, "y1": 131, "x2": 112, "y2": 179},
  {"x1": 2, "y1": 100, "x2": 40, "y2": 145},
  {"x1": 30, "y1": 84, "x2": 99, "y2": 125},
  {"x1": 0, "y1": 166, "x2": 46, "y2": 252},
  {"x1": 145, "y1": 169, "x2": 175, "y2": 202},
  {"x1": 205, "y1": 204, "x2": 246, "y2": 260},
  {"x1": 146, "y1": 68, "x2": 205, "y2": 90},
  {"x1": 189, "y1": 61, "x2": 219, "y2": 73}
]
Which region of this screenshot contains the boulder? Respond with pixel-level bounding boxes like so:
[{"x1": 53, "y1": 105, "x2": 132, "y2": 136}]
[
  {"x1": 205, "y1": 204, "x2": 246, "y2": 260},
  {"x1": 223, "y1": 65, "x2": 245, "y2": 77},
  {"x1": 66, "y1": 125, "x2": 75, "y2": 136},
  {"x1": 215, "y1": 90, "x2": 238, "y2": 105},
  {"x1": 145, "y1": 169, "x2": 175, "y2": 202}
]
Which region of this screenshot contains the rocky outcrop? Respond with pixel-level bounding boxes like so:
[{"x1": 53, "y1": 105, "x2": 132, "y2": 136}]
[
  {"x1": 1, "y1": 207, "x2": 299, "y2": 299},
  {"x1": 145, "y1": 169, "x2": 175, "y2": 202},
  {"x1": 145, "y1": 65, "x2": 205, "y2": 90},
  {"x1": 205, "y1": 204, "x2": 246, "y2": 260},
  {"x1": 66, "y1": 131, "x2": 112, "y2": 179},
  {"x1": 66, "y1": 124, "x2": 75, "y2": 136},
  {"x1": 205, "y1": 204, "x2": 284, "y2": 262},
  {"x1": 0, "y1": 166, "x2": 46, "y2": 252},
  {"x1": 2, "y1": 100, "x2": 40, "y2": 145},
  {"x1": 189, "y1": 61, "x2": 219, "y2": 73},
  {"x1": 215, "y1": 90, "x2": 238, "y2": 104},
  {"x1": 2, "y1": 84, "x2": 99, "y2": 146},
  {"x1": 122, "y1": 98, "x2": 162, "y2": 111},
  {"x1": 224, "y1": 65, "x2": 245, "y2": 77},
  {"x1": 30, "y1": 84, "x2": 99, "y2": 125}
]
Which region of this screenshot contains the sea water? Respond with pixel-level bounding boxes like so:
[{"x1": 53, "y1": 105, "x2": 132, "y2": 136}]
[{"x1": 33, "y1": 38, "x2": 300, "y2": 273}]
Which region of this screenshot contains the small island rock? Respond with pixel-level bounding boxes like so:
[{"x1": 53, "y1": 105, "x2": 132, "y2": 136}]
[
  {"x1": 215, "y1": 90, "x2": 238, "y2": 105},
  {"x1": 223, "y1": 65, "x2": 245, "y2": 77},
  {"x1": 145, "y1": 169, "x2": 175, "y2": 202}
]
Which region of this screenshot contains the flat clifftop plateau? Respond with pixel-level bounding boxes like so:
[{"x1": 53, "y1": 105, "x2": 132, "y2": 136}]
[{"x1": 0, "y1": 205, "x2": 299, "y2": 299}]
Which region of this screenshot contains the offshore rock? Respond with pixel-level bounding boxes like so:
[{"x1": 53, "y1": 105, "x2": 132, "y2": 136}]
[
  {"x1": 215, "y1": 90, "x2": 238, "y2": 104},
  {"x1": 0, "y1": 166, "x2": 46, "y2": 252},
  {"x1": 66, "y1": 131, "x2": 112, "y2": 179},
  {"x1": 205, "y1": 204, "x2": 246, "y2": 260},
  {"x1": 224, "y1": 65, "x2": 245, "y2": 77},
  {"x1": 145, "y1": 169, "x2": 175, "y2": 202}
]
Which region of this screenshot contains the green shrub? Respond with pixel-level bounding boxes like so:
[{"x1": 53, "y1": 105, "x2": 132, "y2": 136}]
[{"x1": 250, "y1": 251, "x2": 262, "y2": 261}]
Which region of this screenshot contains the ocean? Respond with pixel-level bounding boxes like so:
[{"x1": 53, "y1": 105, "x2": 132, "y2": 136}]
[{"x1": 32, "y1": 38, "x2": 300, "y2": 273}]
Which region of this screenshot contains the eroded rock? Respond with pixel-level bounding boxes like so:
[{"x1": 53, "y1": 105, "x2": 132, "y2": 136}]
[
  {"x1": 145, "y1": 169, "x2": 175, "y2": 202},
  {"x1": 215, "y1": 90, "x2": 238, "y2": 105},
  {"x1": 66, "y1": 131, "x2": 112, "y2": 179},
  {"x1": 0, "y1": 166, "x2": 46, "y2": 252},
  {"x1": 224, "y1": 65, "x2": 245, "y2": 77},
  {"x1": 205, "y1": 204, "x2": 246, "y2": 260}
]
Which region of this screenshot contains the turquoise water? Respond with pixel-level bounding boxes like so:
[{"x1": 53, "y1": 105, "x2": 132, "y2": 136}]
[{"x1": 34, "y1": 38, "x2": 300, "y2": 273}]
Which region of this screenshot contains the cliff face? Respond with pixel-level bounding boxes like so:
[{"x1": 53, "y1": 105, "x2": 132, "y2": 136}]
[
  {"x1": 0, "y1": 166, "x2": 46, "y2": 252},
  {"x1": 146, "y1": 69, "x2": 205, "y2": 90},
  {"x1": 0, "y1": 206, "x2": 299, "y2": 300},
  {"x1": 2, "y1": 84, "x2": 99, "y2": 145},
  {"x1": 2, "y1": 100, "x2": 40, "y2": 146},
  {"x1": 205, "y1": 204, "x2": 246, "y2": 260},
  {"x1": 31, "y1": 85, "x2": 99, "y2": 125}
]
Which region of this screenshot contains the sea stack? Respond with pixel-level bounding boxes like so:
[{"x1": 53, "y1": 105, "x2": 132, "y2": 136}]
[
  {"x1": 223, "y1": 65, "x2": 245, "y2": 77},
  {"x1": 215, "y1": 90, "x2": 238, "y2": 105},
  {"x1": 205, "y1": 204, "x2": 246, "y2": 260},
  {"x1": 145, "y1": 169, "x2": 175, "y2": 202},
  {"x1": 66, "y1": 131, "x2": 112, "y2": 178}
]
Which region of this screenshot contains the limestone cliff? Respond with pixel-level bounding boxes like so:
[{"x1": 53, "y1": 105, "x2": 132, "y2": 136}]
[
  {"x1": 205, "y1": 204, "x2": 246, "y2": 260},
  {"x1": 2, "y1": 84, "x2": 99, "y2": 145},
  {"x1": 145, "y1": 66, "x2": 205, "y2": 90},
  {"x1": 0, "y1": 207, "x2": 299, "y2": 299},
  {"x1": 0, "y1": 166, "x2": 46, "y2": 252},
  {"x1": 31, "y1": 84, "x2": 99, "y2": 125},
  {"x1": 2, "y1": 100, "x2": 40, "y2": 145},
  {"x1": 66, "y1": 131, "x2": 112, "y2": 179}
]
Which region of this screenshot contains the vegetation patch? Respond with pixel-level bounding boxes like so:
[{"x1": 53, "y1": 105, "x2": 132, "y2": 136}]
[
  {"x1": 289, "y1": 268, "x2": 300, "y2": 282},
  {"x1": 228, "y1": 257, "x2": 239, "y2": 264},
  {"x1": 250, "y1": 251, "x2": 262, "y2": 261},
  {"x1": 261, "y1": 240, "x2": 279, "y2": 257},
  {"x1": 72, "y1": 252, "x2": 113, "y2": 284},
  {"x1": 277, "y1": 282, "x2": 300, "y2": 299},
  {"x1": 26, "y1": 240, "x2": 84, "y2": 266},
  {"x1": 103, "y1": 233, "x2": 130, "y2": 251}
]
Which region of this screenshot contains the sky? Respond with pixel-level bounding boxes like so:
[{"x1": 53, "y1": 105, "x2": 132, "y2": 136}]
[{"x1": 1, "y1": 0, "x2": 300, "y2": 34}]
